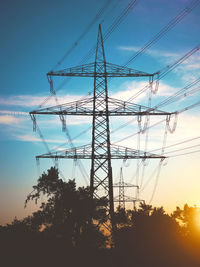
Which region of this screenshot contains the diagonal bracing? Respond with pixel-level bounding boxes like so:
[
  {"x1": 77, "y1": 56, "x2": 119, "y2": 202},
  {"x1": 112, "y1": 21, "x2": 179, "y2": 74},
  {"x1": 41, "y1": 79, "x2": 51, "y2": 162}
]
[
  {"x1": 35, "y1": 144, "x2": 166, "y2": 160},
  {"x1": 30, "y1": 97, "x2": 173, "y2": 116}
]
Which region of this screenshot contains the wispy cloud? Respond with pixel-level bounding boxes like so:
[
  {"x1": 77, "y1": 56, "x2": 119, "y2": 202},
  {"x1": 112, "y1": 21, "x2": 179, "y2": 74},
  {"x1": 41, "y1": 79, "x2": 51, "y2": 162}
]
[
  {"x1": 118, "y1": 46, "x2": 180, "y2": 60},
  {"x1": 0, "y1": 108, "x2": 91, "y2": 127},
  {"x1": 0, "y1": 115, "x2": 26, "y2": 125},
  {"x1": 0, "y1": 75, "x2": 199, "y2": 146},
  {"x1": 118, "y1": 46, "x2": 200, "y2": 77},
  {"x1": 173, "y1": 53, "x2": 200, "y2": 82},
  {"x1": 0, "y1": 94, "x2": 84, "y2": 108},
  {"x1": 0, "y1": 110, "x2": 28, "y2": 116},
  {"x1": 111, "y1": 80, "x2": 177, "y2": 102},
  {"x1": 14, "y1": 133, "x2": 67, "y2": 144},
  {"x1": 110, "y1": 113, "x2": 200, "y2": 153}
]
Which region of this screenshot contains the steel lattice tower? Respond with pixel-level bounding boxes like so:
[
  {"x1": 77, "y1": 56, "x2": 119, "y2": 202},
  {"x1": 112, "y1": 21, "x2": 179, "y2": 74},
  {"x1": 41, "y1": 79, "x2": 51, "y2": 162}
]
[
  {"x1": 113, "y1": 167, "x2": 145, "y2": 210},
  {"x1": 30, "y1": 25, "x2": 173, "y2": 236}
]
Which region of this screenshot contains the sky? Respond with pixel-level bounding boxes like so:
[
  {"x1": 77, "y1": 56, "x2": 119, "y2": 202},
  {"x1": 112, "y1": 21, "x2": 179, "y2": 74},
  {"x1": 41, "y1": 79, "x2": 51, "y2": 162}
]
[{"x1": 0, "y1": 0, "x2": 200, "y2": 225}]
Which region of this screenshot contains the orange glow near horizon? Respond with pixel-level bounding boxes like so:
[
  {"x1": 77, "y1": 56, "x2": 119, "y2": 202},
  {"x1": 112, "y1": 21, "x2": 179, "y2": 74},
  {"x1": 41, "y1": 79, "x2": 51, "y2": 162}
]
[{"x1": 194, "y1": 208, "x2": 200, "y2": 232}]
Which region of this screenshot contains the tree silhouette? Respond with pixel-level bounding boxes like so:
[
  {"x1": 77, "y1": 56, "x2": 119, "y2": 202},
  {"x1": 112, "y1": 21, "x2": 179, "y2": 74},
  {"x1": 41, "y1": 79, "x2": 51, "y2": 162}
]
[
  {"x1": 2, "y1": 168, "x2": 200, "y2": 266},
  {"x1": 172, "y1": 204, "x2": 200, "y2": 236},
  {"x1": 114, "y1": 203, "x2": 190, "y2": 266},
  {"x1": 25, "y1": 167, "x2": 107, "y2": 248}
]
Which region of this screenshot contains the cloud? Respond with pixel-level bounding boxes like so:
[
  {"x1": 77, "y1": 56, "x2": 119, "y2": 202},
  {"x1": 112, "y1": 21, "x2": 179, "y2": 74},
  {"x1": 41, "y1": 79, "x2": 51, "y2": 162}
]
[
  {"x1": 0, "y1": 110, "x2": 28, "y2": 116},
  {"x1": 0, "y1": 94, "x2": 84, "y2": 108},
  {"x1": 118, "y1": 46, "x2": 180, "y2": 60},
  {"x1": 15, "y1": 134, "x2": 41, "y2": 142},
  {"x1": 169, "y1": 113, "x2": 200, "y2": 138},
  {"x1": 111, "y1": 80, "x2": 177, "y2": 103},
  {"x1": 110, "y1": 110, "x2": 200, "y2": 152},
  {"x1": 14, "y1": 133, "x2": 68, "y2": 144},
  {"x1": 32, "y1": 115, "x2": 91, "y2": 129},
  {"x1": 184, "y1": 63, "x2": 200, "y2": 70},
  {"x1": 118, "y1": 46, "x2": 200, "y2": 81},
  {"x1": 111, "y1": 81, "x2": 148, "y2": 102},
  {"x1": 173, "y1": 53, "x2": 200, "y2": 83},
  {"x1": 0, "y1": 115, "x2": 26, "y2": 125},
  {"x1": 66, "y1": 116, "x2": 91, "y2": 126},
  {"x1": 0, "y1": 76, "x2": 199, "y2": 149}
]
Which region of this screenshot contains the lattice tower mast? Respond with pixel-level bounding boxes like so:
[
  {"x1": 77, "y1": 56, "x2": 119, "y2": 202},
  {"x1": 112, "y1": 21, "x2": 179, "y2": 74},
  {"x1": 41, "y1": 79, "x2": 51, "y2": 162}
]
[
  {"x1": 118, "y1": 167, "x2": 125, "y2": 209},
  {"x1": 113, "y1": 167, "x2": 145, "y2": 209},
  {"x1": 91, "y1": 25, "x2": 114, "y2": 228},
  {"x1": 30, "y1": 25, "x2": 173, "y2": 234}
]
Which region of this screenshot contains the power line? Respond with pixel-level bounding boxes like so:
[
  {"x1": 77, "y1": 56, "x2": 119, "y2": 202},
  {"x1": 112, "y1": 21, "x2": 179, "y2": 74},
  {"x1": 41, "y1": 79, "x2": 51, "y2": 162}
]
[
  {"x1": 29, "y1": 1, "x2": 200, "y2": 209},
  {"x1": 113, "y1": 98, "x2": 200, "y2": 145},
  {"x1": 35, "y1": 0, "x2": 141, "y2": 180},
  {"x1": 31, "y1": 114, "x2": 89, "y2": 185},
  {"x1": 124, "y1": 0, "x2": 200, "y2": 67},
  {"x1": 95, "y1": 0, "x2": 200, "y2": 104},
  {"x1": 140, "y1": 164, "x2": 159, "y2": 193},
  {"x1": 51, "y1": 0, "x2": 115, "y2": 71},
  {"x1": 38, "y1": 0, "x2": 200, "y2": 111},
  {"x1": 33, "y1": 121, "x2": 66, "y2": 181},
  {"x1": 38, "y1": 0, "x2": 139, "y2": 108},
  {"x1": 148, "y1": 120, "x2": 168, "y2": 204},
  {"x1": 152, "y1": 78, "x2": 200, "y2": 110},
  {"x1": 169, "y1": 149, "x2": 200, "y2": 158},
  {"x1": 150, "y1": 136, "x2": 200, "y2": 153},
  {"x1": 52, "y1": 126, "x2": 92, "y2": 151},
  {"x1": 127, "y1": 44, "x2": 200, "y2": 102},
  {"x1": 112, "y1": 76, "x2": 200, "y2": 143},
  {"x1": 163, "y1": 144, "x2": 200, "y2": 155},
  {"x1": 79, "y1": 0, "x2": 139, "y2": 64}
]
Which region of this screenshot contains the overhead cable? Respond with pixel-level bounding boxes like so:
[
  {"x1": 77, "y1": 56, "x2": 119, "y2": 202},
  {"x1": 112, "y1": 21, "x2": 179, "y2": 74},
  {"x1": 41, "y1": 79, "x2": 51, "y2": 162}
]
[
  {"x1": 112, "y1": 76, "x2": 200, "y2": 139},
  {"x1": 51, "y1": 0, "x2": 114, "y2": 71},
  {"x1": 168, "y1": 149, "x2": 200, "y2": 158},
  {"x1": 38, "y1": 0, "x2": 139, "y2": 108},
  {"x1": 124, "y1": 0, "x2": 200, "y2": 67},
  {"x1": 150, "y1": 136, "x2": 200, "y2": 153},
  {"x1": 113, "y1": 99, "x2": 200, "y2": 145},
  {"x1": 127, "y1": 44, "x2": 200, "y2": 102}
]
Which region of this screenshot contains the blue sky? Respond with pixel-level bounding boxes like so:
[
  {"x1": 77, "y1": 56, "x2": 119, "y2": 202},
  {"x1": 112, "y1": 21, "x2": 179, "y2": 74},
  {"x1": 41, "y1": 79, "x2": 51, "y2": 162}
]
[{"x1": 1, "y1": 0, "x2": 200, "y2": 225}]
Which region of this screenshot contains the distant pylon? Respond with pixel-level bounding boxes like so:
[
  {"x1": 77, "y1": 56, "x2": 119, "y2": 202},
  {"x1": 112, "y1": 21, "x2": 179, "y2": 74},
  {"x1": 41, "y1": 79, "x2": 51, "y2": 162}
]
[
  {"x1": 113, "y1": 167, "x2": 144, "y2": 210},
  {"x1": 118, "y1": 167, "x2": 125, "y2": 209}
]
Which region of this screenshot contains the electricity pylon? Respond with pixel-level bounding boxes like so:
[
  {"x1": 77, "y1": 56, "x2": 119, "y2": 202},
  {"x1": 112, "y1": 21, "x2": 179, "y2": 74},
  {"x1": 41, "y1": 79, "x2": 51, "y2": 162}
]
[
  {"x1": 30, "y1": 25, "x2": 172, "y2": 237},
  {"x1": 113, "y1": 167, "x2": 145, "y2": 210}
]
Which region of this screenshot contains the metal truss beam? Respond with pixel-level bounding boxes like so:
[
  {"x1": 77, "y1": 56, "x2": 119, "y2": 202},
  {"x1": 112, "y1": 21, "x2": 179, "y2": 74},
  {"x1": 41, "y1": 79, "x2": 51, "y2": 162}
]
[
  {"x1": 30, "y1": 97, "x2": 173, "y2": 116},
  {"x1": 35, "y1": 144, "x2": 166, "y2": 160},
  {"x1": 47, "y1": 62, "x2": 156, "y2": 78},
  {"x1": 113, "y1": 197, "x2": 145, "y2": 204}
]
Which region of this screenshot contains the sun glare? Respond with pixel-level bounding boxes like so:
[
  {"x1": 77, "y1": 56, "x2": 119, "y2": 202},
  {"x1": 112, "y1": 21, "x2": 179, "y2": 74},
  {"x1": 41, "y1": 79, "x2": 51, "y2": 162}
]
[{"x1": 194, "y1": 208, "x2": 200, "y2": 231}]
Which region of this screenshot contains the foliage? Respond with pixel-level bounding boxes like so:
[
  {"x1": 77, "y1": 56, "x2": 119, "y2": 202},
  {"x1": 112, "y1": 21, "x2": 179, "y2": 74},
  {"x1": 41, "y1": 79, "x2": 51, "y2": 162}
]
[
  {"x1": 24, "y1": 167, "x2": 107, "y2": 247},
  {"x1": 172, "y1": 204, "x2": 200, "y2": 241},
  {"x1": 2, "y1": 167, "x2": 200, "y2": 266}
]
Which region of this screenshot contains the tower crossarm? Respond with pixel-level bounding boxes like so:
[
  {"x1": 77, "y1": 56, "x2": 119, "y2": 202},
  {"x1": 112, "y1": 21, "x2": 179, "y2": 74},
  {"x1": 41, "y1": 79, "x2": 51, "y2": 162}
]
[
  {"x1": 113, "y1": 182, "x2": 139, "y2": 188},
  {"x1": 110, "y1": 144, "x2": 166, "y2": 159},
  {"x1": 30, "y1": 96, "x2": 173, "y2": 116},
  {"x1": 30, "y1": 97, "x2": 94, "y2": 115},
  {"x1": 47, "y1": 62, "x2": 155, "y2": 78},
  {"x1": 114, "y1": 196, "x2": 145, "y2": 203},
  {"x1": 35, "y1": 144, "x2": 166, "y2": 160},
  {"x1": 108, "y1": 97, "x2": 174, "y2": 116}
]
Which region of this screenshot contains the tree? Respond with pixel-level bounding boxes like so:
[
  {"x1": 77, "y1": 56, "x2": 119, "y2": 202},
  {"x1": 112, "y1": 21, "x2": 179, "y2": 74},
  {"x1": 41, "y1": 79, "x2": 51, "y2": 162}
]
[
  {"x1": 25, "y1": 167, "x2": 107, "y2": 248},
  {"x1": 172, "y1": 204, "x2": 200, "y2": 239},
  {"x1": 114, "y1": 203, "x2": 182, "y2": 266}
]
